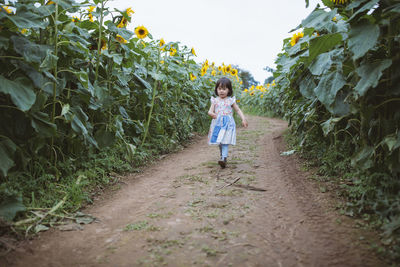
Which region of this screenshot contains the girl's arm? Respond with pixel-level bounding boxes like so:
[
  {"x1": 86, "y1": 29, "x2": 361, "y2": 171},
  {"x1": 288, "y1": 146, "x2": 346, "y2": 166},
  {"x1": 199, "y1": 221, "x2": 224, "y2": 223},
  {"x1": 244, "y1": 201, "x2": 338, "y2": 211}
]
[
  {"x1": 208, "y1": 103, "x2": 217, "y2": 119},
  {"x1": 232, "y1": 103, "x2": 248, "y2": 127}
]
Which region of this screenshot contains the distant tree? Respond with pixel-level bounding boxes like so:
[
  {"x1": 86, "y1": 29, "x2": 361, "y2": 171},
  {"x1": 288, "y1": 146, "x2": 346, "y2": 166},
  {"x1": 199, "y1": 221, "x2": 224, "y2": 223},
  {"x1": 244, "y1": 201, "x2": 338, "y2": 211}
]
[
  {"x1": 232, "y1": 65, "x2": 259, "y2": 89},
  {"x1": 264, "y1": 76, "x2": 274, "y2": 84}
]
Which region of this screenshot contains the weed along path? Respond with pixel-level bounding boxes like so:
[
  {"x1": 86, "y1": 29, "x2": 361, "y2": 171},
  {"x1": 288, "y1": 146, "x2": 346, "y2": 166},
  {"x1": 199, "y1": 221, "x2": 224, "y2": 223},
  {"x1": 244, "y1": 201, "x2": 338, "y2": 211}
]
[{"x1": 4, "y1": 115, "x2": 382, "y2": 267}]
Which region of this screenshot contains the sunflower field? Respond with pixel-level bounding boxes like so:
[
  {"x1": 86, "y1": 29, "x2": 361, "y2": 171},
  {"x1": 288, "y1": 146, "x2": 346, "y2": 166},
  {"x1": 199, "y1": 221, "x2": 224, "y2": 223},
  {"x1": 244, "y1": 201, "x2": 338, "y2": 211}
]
[
  {"x1": 0, "y1": 0, "x2": 243, "y2": 234},
  {"x1": 240, "y1": 0, "x2": 400, "y2": 259}
]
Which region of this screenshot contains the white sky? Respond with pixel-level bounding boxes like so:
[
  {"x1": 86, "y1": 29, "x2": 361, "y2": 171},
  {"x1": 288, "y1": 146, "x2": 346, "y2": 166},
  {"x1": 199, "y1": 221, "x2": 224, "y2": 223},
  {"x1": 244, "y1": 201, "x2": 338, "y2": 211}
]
[{"x1": 110, "y1": 0, "x2": 321, "y2": 83}]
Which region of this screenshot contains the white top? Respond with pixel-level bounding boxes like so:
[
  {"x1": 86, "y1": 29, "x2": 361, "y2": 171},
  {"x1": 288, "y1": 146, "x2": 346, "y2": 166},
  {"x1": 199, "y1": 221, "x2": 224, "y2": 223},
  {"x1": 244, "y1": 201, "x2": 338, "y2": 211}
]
[{"x1": 211, "y1": 96, "x2": 236, "y2": 116}]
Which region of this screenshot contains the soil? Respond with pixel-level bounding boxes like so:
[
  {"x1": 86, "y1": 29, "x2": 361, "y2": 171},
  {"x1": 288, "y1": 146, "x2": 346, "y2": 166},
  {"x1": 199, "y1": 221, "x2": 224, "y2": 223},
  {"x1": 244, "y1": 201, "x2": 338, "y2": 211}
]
[{"x1": 1, "y1": 116, "x2": 384, "y2": 267}]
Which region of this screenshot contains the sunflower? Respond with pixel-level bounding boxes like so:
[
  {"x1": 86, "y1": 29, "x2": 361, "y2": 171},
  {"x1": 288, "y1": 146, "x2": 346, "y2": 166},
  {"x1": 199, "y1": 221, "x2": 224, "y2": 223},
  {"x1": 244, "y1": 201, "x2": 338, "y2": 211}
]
[
  {"x1": 290, "y1": 32, "x2": 304, "y2": 46},
  {"x1": 244, "y1": 89, "x2": 248, "y2": 92},
  {"x1": 204, "y1": 59, "x2": 209, "y2": 67},
  {"x1": 88, "y1": 13, "x2": 94, "y2": 22},
  {"x1": 225, "y1": 65, "x2": 231, "y2": 74},
  {"x1": 87, "y1": 6, "x2": 96, "y2": 13},
  {"x1": 159, "y1": 38, "x2": 165, "y2": 47},
  {"x1": 135, "y1": 25, "x2": 148, "y2": 39},
  {"x1": 201, "y1": 67, "x2": 207, "y2": 76},
  {"x1": 191, "y1": 47, "x2": 197, "y2": 56},
  {"x1": 1, "y1": 5, "x2": 12, "y2": 14},
  {"x1": 20, "y1": 29, "x2": 27, "y2": 34},
  {"x1": 236, "y1": 99, "x2": 240, "y2": 103},
  {"x1": 117, "y1": 17, "x2": 128, "y2": 28},
  {"x1": 330, "y1": 0, "x2": 349, "y2": 4},
  {"x1": 126, "y1": 7, "x2": 134, "y2": 17},
  {"x1": 211, "y1": 70, "x2": 216, "y2": 76},
  {"x1": 72, "y1": 16, "x2": 80, "y2": 22},
  {"x1": 169, "y1": 48, "x2": 177, "y2": 56},
  {"x1": 46, "y1": 1, "x2": 54, "y2": 5},
  {"x1": 231, "y1": 68, "x2": 238, "y2": 76},
  {"x1": 218, "y1": 66, "x2": 223, "y2": 72},
  {"x1": 260, "y1": 94, "x2": 264, "y2": 98},
  {"x1": 116, "y1": 34, "x2": 127, "y2": 44},
  {"x1": 190, "y1": 73, "x2": 196, "y2": 81}
]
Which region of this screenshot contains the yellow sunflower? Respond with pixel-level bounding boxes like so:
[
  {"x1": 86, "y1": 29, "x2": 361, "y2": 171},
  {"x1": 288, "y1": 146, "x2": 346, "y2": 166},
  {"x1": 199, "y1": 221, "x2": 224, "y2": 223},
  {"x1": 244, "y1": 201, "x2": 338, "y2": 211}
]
[
  {"x1": 218, "y1": 66, "x2": 223, "y2": 72},
  {"x1": 46, "y1": 1, "x2": 54, "y2": 5},
  {"x1": 116, "y1": 34, "x2": 127, "y2": 44},
  {"x1": 225, "y1": 65, "x2": 231, "y2": 73},
  {"x1": 211, "y1": 70, "x2": 216, "y2": 76},
  {"x1": 1, "y1": 5, "x2": 12, "y2": 14},
  {"x1": 231, "y1": 68, "x2": 238, "y2": 76},
  {"x1": 191, "y1": 47, "x2": 196, "y2": 56},
  {"x1": 190, "y1": 73, "x2": 197, "y2": 81},
  {"x1": 159, "y1": 38, "x2": 165, "y2": 47},
  {"x1": 88, "y1": 13, "x2": 94, "y2": 22},
  {"x1": 290, "y1": 32, "x2": 304, "y2": 46},
  {"x1": 126, "y1": 7, "x2": 134, "y2": 17},
  {"x1": 135, "y1": 25, "x2": 149, "y2": 39},
  {"x1": 201, "y1": 67, "x2": 207, "y2": 76},
  {"x1": 169, "y1": 48, "x2": 177, "y2": 56},
  {"x1": 117, "y1": 17, "x2": 128, "y2": 28},
  {"x1": 330, "y1": 0, "x2": 349, "y2": 4},
  {"x1": 20, "y1": 29, "x2": 27, "y2": 34},
  {"x1": 72, "y1": 16, "x2": 80, "y2": 22},
  {"x1": 87, "y1": 6, "x2": 96, "y2": 13}
]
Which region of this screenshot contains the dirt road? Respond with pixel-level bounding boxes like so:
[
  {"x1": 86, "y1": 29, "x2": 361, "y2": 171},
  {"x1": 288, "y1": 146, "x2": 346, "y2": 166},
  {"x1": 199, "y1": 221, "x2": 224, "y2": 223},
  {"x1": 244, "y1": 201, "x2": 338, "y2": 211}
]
[{"x1": 3, "y1": 116, "x2": 383, "y2": 266}]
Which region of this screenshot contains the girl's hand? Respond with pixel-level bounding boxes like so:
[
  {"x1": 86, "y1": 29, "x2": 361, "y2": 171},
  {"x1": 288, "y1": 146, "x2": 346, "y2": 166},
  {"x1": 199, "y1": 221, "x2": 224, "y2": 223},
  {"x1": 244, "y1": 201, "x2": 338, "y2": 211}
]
[
  {"x1": 210, "y1": 113, "x2": 217, "y2": 119},
  {"x1": 242, "y1": 119, "x2": 248, "y2": 128}
]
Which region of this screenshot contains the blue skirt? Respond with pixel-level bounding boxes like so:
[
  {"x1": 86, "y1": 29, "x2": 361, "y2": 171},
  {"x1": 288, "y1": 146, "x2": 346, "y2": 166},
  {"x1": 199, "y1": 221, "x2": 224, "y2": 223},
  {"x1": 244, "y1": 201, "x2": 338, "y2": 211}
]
[{"x1": 208, "y1": 115, "x2": 236, "y2": 145}]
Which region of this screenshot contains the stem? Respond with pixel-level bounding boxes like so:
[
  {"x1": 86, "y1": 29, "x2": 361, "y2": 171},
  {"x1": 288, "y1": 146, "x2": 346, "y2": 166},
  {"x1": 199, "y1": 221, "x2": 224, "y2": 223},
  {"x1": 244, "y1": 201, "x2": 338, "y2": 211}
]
[
  {"x1": 95, "y1": 2, "x2": 105, "y2": 82},
  {"x1": 141, "y1": 50, "x2": 161, "y2": 147}
]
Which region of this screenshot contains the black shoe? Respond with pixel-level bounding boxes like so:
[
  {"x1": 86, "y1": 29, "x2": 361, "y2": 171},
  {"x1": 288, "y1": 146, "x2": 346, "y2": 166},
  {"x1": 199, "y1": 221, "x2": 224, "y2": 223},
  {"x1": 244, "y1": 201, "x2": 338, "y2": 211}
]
[{"x1": 218, "y1": 157, "x2": 227, "y2": 168}]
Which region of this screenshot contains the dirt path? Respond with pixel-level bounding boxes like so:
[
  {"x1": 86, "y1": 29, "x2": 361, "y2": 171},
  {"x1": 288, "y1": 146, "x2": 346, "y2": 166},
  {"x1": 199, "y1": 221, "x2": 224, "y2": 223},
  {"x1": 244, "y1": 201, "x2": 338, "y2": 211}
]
[{"x1": 2, "y1": 116, "x2": 383, "y2": 267}]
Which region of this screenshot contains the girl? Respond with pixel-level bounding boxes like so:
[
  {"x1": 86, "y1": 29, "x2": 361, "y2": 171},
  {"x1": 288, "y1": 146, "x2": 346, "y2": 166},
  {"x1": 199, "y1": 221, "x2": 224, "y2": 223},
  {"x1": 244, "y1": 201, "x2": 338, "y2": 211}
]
[{"x1": 208, "y1": 77, "x2": 248, "y2": 168}]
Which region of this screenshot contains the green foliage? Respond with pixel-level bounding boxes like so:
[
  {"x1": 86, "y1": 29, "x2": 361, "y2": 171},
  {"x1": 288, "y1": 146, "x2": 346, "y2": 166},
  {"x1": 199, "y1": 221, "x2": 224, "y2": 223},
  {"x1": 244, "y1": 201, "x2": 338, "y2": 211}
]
[
  {"x1": 0, "y1": 0, "x2": 224, "y2": 234},
  {"x1": 241, "y1": 0, "x2": 400, "y2": 261}
]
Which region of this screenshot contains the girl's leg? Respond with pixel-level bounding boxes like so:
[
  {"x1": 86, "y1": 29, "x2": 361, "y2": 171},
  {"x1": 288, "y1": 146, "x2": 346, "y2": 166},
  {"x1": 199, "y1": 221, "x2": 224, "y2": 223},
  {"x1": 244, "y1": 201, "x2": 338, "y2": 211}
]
[
  {"x1": 221, "y1": 144, "x2": 229, "y2": 159},
  {"x1": 218, "y1": 144, "x2": 229, "y2": 168}
]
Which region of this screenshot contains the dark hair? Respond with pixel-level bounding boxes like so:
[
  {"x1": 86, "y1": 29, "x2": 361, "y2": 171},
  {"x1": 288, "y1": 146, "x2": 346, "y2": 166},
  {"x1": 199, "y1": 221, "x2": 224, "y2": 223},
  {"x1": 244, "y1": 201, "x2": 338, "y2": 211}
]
[{"x1": 214, "y1": 77, "x2": 233, "y2": 96}]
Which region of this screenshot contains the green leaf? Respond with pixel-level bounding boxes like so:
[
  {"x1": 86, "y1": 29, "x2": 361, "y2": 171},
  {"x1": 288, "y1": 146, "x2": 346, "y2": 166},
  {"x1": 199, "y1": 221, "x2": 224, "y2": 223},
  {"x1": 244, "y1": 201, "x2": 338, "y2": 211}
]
[
  {"x1": 348, "y1": 0, "x2": 379, "y2": 21},
  {"x1": 0, "y1": 138, "x2": 17, "y2": 177},
  {"x1": 308, "y1": 33, "x2": 342, "y2": 63},
  {"x1": 133, "y1": 73, "x2": 152, "y2": 90},
  {"x1": 351, "y1": 146, "x2": 374, "y2": 170},
  {"x1": 314, "y1": 70, "x2": 346, "y2": 108},
  {"x1": 299, "y1": 73, "x2": 316, "y2": 99},
  {"x1": 30, "y1": 111, "x2": 57, "y2": 137},
  {"x1": 0, "y1": 75, "x2": 36, "y2": 111},
  {"x1": 11, "y1": 35, "x2": 51, "y2": 64},
  {"x1": 354, "y1": 59, "x2": 392, "y2": 98},
  {"x1": 348, "y1": 20, "x2": 380, "y2": 60},
  {"x1": 301, "y1": 8, "x2": 336, "y2": 32},
  {"x1": 40, "y1": 50, "x2": 59, "y2": 70},
  {"x1": 0, "y1": 195, "x2": 25, "y2": 221},
  {"x1": 8, "y1": 8, "x2": 48, "y2": 29},
  {"x1": 321, "y1": 117, "x2": 343, "y2": 136},
  {"x1": 381, "y1": 132, "x2": 400, "y2": 152}
]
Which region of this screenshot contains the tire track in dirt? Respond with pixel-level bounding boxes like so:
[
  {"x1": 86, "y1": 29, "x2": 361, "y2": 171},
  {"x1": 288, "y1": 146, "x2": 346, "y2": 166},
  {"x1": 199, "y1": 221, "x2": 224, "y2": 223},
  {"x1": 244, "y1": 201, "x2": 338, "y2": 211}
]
[{"x1": 2, "y1": 116, "x2": 383, "y2": 267}]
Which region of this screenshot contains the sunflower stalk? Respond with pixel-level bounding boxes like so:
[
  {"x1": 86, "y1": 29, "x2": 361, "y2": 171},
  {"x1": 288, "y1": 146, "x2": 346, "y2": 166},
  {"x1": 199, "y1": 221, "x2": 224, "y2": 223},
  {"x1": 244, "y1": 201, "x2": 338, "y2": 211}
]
[
  {"x1": 50, "y1": 2, "x2": 59, "y2": 164},
  {"x1": 95, "y1": 1, "x2": 105, "y2": 82},
  {"x1": 141, "y1": 50, "x2": 161, "y2": 147}
]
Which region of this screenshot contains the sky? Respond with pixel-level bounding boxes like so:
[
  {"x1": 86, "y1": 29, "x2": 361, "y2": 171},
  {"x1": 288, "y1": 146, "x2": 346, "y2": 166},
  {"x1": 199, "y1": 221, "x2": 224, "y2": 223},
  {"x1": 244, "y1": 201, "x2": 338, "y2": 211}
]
[{"x1": 109, "y1": 0, "x2": 321, "y2": 83}]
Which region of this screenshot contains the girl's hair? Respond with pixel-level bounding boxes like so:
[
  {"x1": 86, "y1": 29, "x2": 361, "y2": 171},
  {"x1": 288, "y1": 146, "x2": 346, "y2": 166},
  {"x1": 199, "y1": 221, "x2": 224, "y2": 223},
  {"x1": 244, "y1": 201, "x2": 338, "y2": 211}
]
[{"x1": 214, "y1": 77, "x2": 233, "y2": 96}]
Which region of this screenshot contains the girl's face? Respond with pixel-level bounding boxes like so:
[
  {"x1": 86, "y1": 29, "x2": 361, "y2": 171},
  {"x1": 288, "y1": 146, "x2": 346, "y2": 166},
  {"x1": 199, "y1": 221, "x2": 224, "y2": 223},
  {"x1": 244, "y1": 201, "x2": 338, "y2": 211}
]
[{"x1": 217, "y1": 85, "x2": 229, "y2": 99}]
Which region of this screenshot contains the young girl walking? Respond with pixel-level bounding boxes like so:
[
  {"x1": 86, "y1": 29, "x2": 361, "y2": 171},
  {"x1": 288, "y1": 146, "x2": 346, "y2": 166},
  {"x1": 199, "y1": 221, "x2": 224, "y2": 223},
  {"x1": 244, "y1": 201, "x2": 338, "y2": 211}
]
[{"x1": 208, "y1": 77, "x2": 248, "y2": 168}]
